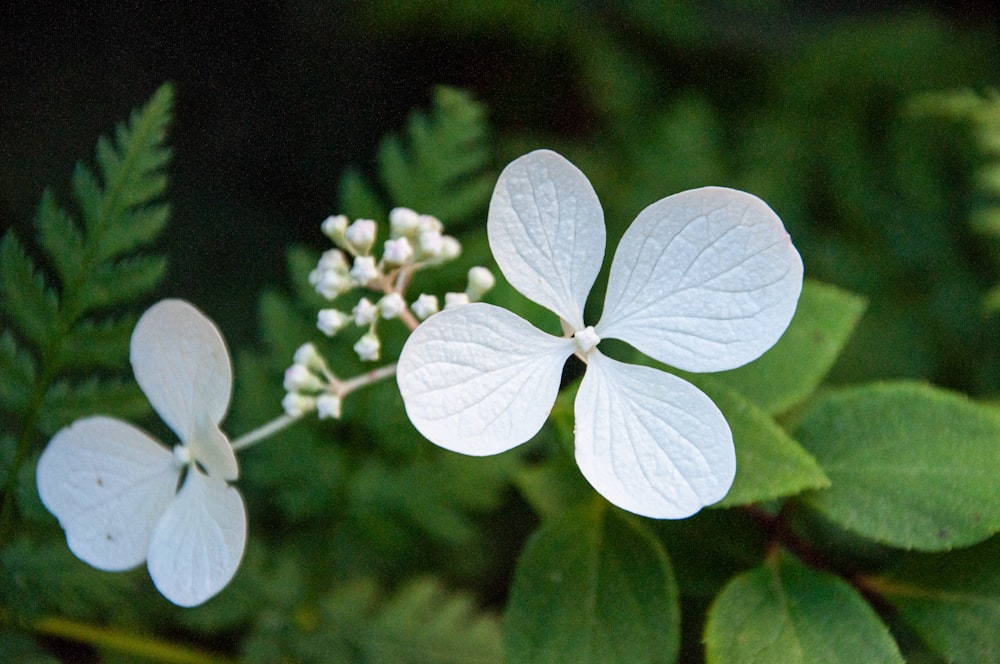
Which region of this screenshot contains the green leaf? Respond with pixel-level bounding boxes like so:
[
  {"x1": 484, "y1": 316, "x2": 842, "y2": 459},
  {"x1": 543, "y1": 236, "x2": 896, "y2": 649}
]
[
  {"x1": 699, "y1": 383, "x2": 829, "y2": 508},
  {"x1": 376, "y1": 86, "x2": 493, "y2": 225},
  {"x1": 702, "y1": 280, "x2": 866, "y2": 415},
  {"x1": 0, "y1": 232, "x2": 59, "y2": 349},
  {"x1": 54, "y1": 314, "x2": 138, "y2": 371},
  {"x1": 878, "y1": 535, "x2": 1000, "y2": 663},
  {"x1": 339, "y1": 167, "x2": 387, "y2": 221},
  {"x1": 504, "y1": 505, "x2": 680, "y2": 664},
  {"x1": 705, "y1": 556, "x2": 903, "y2": 664},
  {"x1": 796, "y1": 382, "x2": 1000, "y2": 550}
]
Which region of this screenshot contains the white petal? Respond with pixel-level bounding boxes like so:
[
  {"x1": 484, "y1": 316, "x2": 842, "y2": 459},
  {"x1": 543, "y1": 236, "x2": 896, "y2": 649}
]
[
  {"x1": 397, "y1": 303, "x2": 574, "y2": 456},
  {"x1": 574, "y1": 353, "x2": 735, "y2": 518},
  {"x1": 186, "y1": 413, "x2": 239, "y2": 481},
  {"x1": 36, "y1": 416, "x2": 178, "y2": 571},
  {"x1": 488, "y1": 150, "x2": 606, "y2": 329},
  {"x1": 597, "y1": 187, "x2": 803, "y2": 372},
  {"x1": 130, "y1": 299, "x2": 233, "y2": 444},
  {"x1": 147, "y1": 468, "x2": 246, "y2": 607}
]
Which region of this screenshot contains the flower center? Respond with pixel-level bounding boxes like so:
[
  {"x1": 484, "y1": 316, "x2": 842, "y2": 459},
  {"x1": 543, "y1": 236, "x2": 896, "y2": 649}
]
[
  {"x1": 574, "y1": 326, "x2": 601, "y2": 354},
  {"x1": 172, "y1": 444, "x2": 192, "y2": 467}
]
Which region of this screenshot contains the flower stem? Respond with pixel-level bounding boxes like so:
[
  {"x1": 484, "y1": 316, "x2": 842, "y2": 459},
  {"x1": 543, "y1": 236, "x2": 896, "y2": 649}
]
[
  {"x1": 230, "y1": 414, "x2": 300, "y2": 452},
  {"x1": 29, "y1": 614, "x2": 236, "y2": 663}
]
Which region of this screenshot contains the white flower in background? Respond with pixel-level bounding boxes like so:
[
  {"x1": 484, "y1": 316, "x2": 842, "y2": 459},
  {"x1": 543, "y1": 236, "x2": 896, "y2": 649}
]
[
  {"x1": 36, "y1": 299, "x2": 246, "y2": 607},
  {"x1": 410, "y1": 294, "x2": 439, "y2": 320},
  {"x1": 397, "y1": 150, "x2": 803, "y2": 519}
]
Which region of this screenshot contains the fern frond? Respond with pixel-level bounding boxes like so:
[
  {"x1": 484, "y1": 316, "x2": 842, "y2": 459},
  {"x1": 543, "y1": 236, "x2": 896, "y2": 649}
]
[
  {"x1": 341, "y1": 87, "x2": 493, "y2": 226},
  {"x1": 0, "y1": 83, "x2": 174, "y2": 540}
]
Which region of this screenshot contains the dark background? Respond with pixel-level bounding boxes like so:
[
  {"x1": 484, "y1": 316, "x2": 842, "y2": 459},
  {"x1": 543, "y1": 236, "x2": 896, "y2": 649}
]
[{"x1": 1, "y1": 1, "x2": 996, "y2": 349}]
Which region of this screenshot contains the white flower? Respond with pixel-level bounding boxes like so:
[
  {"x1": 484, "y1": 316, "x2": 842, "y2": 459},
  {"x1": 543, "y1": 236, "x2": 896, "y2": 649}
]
[
  {"x1": 378, "y1": 292, "x2": 407, "y2": 319},
  {"x1": 383, "y1": 237, "x2": 414, "y2": 265},
  {"x1": 349, "y1": 255, "x2": 380, "y2": 286},
  {"x1": 397, "y1": 150, "x2": 803, "y2": 519},
  {"x1": 282, "y1": 392, "x2": 317, "y2": 417},
  {"x1": 36, "y1": 300, "x2": 246, "y2": 607},
  {"x1": 283, "y1": 363, "x2": 324, "y2": 392},
  {"x1": 410, "y1": 293, "x2": 439, "y2": 320},
  {"x1": 444, "y1": 292, "x2": 470, "y2": 309},
  {"x1": 465, "y1": 266, "x2": 495, "y2": 300},
  {"x1": 316, "y1": 394, "x2": 342, "y2": 420},
  {"x1": 353, "y1": 333, "x2": 381, "y2": 362},
  {"x1": 321, "y1": 214, "x2": 348, "y2": 241},
  {"x1": 389, "y1": 207, "x2": 421, "y2": 237},
  {"x1": 344, "y1": 218, "x2": 377, "y2": 253},
  {"x1": 352, "y1": 298, "x2": 379, "y2": 326},
  {"x1": 317, "y1": 308, "x2": 351, "y2": 336}
]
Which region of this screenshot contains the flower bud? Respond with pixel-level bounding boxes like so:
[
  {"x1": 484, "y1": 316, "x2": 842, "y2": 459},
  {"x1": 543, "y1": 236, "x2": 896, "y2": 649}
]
[
  {"x1": 344, "y1": 218, "x2": 377, "y2": 254},
  {"x1": 389, "y1": 207, "x2": 421, "y2": 237},
  {"x1": 283, "y1": 364, "x2": 325, "y2": 392},
  {"x1": 378, "y1": 292, "x2": 407, "y2": 319},
  {"x1": 438, "y1": 236, "x2": 461, "y2": 262},
  {"x1": 349, "y1": 255, "x2": 380, "y2": 286},
  {"x1": 317, "y1": 309, "x2": 351, "y2": 336},
  {"x1": 410, "y1": 293, "x2": 439, "y2": 320},
  {"x1": 282, "y1": 392, "x2": 317, "y2": 417},
  {"x1": 352, "y1": 298, "x2": 379, "y2": 326},
  {"x1": 465, "y1": 266, "x2": 496, "y2": 300},
  {"x1": 444, "y1": 292, "x2": 470, "y2": 309},
  {"x1": 353, "y1": 332, "x2": 381, "y2": 362},
  {"x1": 382, "y1": 237, "x2": 414, "y2": 265},
  {"x1": 316, "y1": 394, "x2": 342, "y2": 420},
  {"x1": 321, "y1": 214, "x2": 348, "y2": 242}
]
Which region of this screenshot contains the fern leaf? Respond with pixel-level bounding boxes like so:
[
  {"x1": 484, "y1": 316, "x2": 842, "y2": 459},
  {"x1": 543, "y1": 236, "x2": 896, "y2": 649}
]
[
  {"x1": 0, "y1": 233, "x2": 60, "y2": 350},
  {"x1": 0, "y1": 84, "x2": 174, "y2": 535},
  {"x1": 378, "y1": 87, "x2": 492, "y2": 224}
]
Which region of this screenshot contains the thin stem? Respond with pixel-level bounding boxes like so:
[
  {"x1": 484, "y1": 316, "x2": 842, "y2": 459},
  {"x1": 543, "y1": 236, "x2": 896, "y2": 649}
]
[
  {"x1": 340, "y1": 362, "x2": 397, "y2": 393},
  {"x1": 230, "y1": 414, "x2": 300, "y2": 452},
  {"x1": 30, "y1": 614, "x2": 236, "y2": 664}
]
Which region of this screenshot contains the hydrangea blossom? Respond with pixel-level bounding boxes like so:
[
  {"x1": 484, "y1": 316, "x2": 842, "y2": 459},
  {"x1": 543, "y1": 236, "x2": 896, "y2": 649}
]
[
  {"x1": 397, "y1": 150, "x2": 803, "y2": 519},
  {"x1": 36, "y1": 299, "x2": 246, "y2": 606}
]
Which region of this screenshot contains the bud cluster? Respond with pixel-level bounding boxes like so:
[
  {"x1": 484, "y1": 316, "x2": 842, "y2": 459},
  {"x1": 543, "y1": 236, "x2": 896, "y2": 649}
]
[
  {"x1": 281, "y1": 343, "x2": 342, "y2": 419},
  {"x1": 307, "y1": 207, "x2": 495, "y2": 362}
]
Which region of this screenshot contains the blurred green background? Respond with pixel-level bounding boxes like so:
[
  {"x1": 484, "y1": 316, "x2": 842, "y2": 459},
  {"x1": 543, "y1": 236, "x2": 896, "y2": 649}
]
[{"x1": 2, "y1": 0, "x2": 999, "y2": 389}]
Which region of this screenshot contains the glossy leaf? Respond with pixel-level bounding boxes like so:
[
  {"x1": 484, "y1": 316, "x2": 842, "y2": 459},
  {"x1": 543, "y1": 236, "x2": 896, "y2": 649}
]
[
  {"x1": 705, "y1": 557, "x2": 903, "y2": 664},
  {"x1": 796, "y1": 382, "x2": 1000, "y2": 550},
  {"x1": 505, "y1": 506, "x2": 679, "y2": 664},
  {"x1": 704, "y1": 280, "x2": 866, "y2": 414}
]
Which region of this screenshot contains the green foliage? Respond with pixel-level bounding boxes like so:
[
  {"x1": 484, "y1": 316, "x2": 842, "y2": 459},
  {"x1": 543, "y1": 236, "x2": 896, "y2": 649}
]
[
  {"x1": 0, "y1": 84, "x2": 172, "y2": 540},
  {"x1": 879, "y1": 535, "x2": 1000, "y2": 662},
  {"x1": 704, "y1": 556, "x2": 904, "y2": 664},
  {"x1": 504, "y1": 505, "x2": 679, "y2": 664},
  {"x1": 339, "y1": 86, "x2": 494, "y2": 227},
  {"x1": 796, "y1": 382, "x2": 1000, "y2": 550}
]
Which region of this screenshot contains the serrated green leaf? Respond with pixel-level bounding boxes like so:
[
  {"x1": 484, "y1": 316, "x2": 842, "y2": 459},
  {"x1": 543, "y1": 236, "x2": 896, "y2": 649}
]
[
  {"x1": 697, "y1": 383, "x2": 829, "y2": 508},
  {"x1": 38, "y1": 378, "x2": 148, "y2": 437},
  {"x1": 878, "y1": 535, "x2": 1000, "y2": 663},
  {"x1": 0, "y1": 231, "x2": 59, "y2": 348},
  {"x1": 699, "y1": 280, "x2": 866, "y2": 415},
  {"x1": 705, "y1": 556, "x2": 903, "y2": 664},
  {"x1": 35, "y1": 190, "x2": 85, "y2": 288},
  {"x1": 377, "y1": 86, "x2": 493, "y2": 224},
  {"x1": 54, "y1": 315, "x2": 138, "y2": 371},
  {"x1": 339, "y1": 167, "x2": 388, "y2": 221},
  {"x1": 504, "y1": 506, "x2": 679, "y2": 664},
  {"x1": 0, "y1": 330, "x2": 37, "y2": 413},
  {"x1": 796, "y1": 382, "x2": 1000, "y2": 550},
  {"x1": 76, "y1": 253, "x2": 167, "y2": 312}
]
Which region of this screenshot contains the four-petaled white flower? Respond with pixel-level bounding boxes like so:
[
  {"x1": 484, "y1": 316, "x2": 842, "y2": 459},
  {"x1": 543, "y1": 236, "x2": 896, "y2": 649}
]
[
  {"x1": 36, "y1": 299, "x2": 246, "y2": 607},
  {"x1": 397, "y1": 150, "x2": 803, "y2": 519}
]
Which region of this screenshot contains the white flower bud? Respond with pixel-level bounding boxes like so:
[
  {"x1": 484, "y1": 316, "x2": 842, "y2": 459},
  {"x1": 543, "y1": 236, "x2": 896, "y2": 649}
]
[
  {"x1": 352, "y1": 298, "x2": 379, "y2": 326},
  {"x1": 382, "y1": 237, "x2": 414, "y2": 265},
  {"x1": 444, "y1": 292, "x2": 470, "y2": 309},
  {"x1": 344, "y1": 218, "x2": 377, "y2": 253},
  {"x1": 410, "y1": 293, "x2": 439, "y2": 320},
  {"x1": 389, "y1": 207, "x2": 421, "y2": 237},
  {"x1": 416, "y1": 214, "x2": 443, "y2": 234},
  {"x1": 438, "y1": 236, "x2": 461, "y2": 261},
  {"x1": 294, "y1": 342, "x2": 321, "y2": 367},
  {"x1": 321, "y1": 214, "x2": 348, "y2": 241},
  {"x1": 316, "y1": 394, "x2": 342, "y2": 420},
  {"x1": 283, "y1": 364, "x2": 325, "y2": 392},
  {"x1": 349, "y1": 255, "x2": 380, "y2": 286},
  {"x1": 417, "y1": 229, "x2": 444, "y2": 258},
  {"x1": 317, "y1": 309, "x2": 351, "y2": 336},
  {"x1": 353, "y1": 333, "x2": 381, "y2": 362},
  {"x1": 315, "y1": 270, "x2": 349, "y2": 300},
  {"x1": 318, "y1": 248, "x2": 349, "y2": 272},
  {"x1": 378, "y1": 292, "x2": 407, "y2": 319},
  {"x1": 282, "y1": 392, "x2": 317, "y2": 417},
  {"x1": 465, "y1": 266, "x2": 496, "y2": 300}
]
